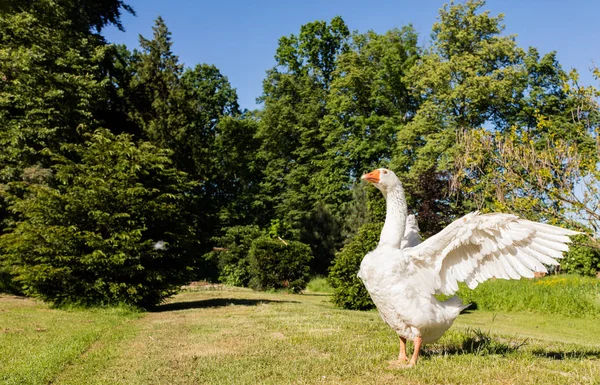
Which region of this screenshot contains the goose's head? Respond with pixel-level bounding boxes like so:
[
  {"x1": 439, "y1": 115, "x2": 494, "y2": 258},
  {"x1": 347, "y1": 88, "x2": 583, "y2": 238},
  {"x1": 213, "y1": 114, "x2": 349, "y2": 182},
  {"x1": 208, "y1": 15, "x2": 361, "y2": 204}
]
[{"x1": 361, "y1": 168, "x2": 401, "y2": 194}]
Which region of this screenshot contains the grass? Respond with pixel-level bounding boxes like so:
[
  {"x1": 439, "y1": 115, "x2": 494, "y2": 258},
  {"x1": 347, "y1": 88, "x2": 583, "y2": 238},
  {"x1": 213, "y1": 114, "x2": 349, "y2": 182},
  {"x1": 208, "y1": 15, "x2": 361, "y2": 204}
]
[
  {"x1": 2, "y1": 286, "x2": 600, "y2": 384},
  {"x1": 306, "y1": 276, "x2": 334, "y2": 294},
  {"x1": 0, "y1": 295, "x2": 141, "y2": 384},
  {"x1": 456, "y1": 274, "x2": 600, "y2": 317}
]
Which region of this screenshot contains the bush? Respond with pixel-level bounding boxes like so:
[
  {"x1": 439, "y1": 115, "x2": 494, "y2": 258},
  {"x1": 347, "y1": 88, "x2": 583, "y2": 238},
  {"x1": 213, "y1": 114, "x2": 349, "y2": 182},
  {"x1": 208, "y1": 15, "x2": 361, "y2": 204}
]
[
  {"x1": 561, "y1": 236, "x2": 600, "y2": 276},
  {"x1": 0, "y1": 130, "x2": 197, "y2": 308},
  {"x1": 328, "y1": 222, "x2": 382, "y2": 310},
  {"x1": 247, "y1": 236, "x2": 313, "y2": 293},
  {"x1": 204, "y1": 225, "x2": 264, "y2": 286}
]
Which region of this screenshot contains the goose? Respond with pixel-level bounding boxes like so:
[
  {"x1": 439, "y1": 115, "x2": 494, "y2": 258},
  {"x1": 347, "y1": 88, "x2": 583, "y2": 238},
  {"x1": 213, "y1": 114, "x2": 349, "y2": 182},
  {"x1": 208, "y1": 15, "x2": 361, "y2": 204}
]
[{"x1": 358, "y1": 168, "x2": 579, "y2": 367}]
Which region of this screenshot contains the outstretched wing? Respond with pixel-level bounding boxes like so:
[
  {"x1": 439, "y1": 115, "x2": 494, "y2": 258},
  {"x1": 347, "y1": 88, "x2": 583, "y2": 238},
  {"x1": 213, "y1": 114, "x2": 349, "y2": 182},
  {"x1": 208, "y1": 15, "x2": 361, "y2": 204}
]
[
  {"x1": 400, "y1": 214, "x2": 422, "y2": 249},
  {"x1": 404, "y1": 212, "x2": 579, "y2": 295}
]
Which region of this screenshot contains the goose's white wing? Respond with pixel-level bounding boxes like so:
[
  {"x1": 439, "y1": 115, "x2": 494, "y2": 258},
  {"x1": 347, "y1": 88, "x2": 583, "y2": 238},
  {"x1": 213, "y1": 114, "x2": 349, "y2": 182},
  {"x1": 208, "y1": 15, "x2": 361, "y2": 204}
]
[
  {"x1": 400, "y1": 214, "x2": 421, "y2": 249},
  {"x1": 404, "y1": 212, "x2": 579, "y2": 295}
]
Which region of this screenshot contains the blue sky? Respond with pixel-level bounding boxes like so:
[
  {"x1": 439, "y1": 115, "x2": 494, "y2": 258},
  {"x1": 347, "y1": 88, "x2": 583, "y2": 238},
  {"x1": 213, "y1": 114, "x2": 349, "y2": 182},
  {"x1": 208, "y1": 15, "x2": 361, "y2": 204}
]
[{"x1": 103, "y1": 0, "x2": 600, "y2": 111}]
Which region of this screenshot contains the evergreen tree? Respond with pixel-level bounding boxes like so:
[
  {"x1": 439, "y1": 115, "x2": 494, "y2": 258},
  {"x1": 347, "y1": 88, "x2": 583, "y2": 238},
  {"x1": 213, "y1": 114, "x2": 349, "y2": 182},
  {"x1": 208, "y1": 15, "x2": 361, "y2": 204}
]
[
  {"x1": 127, "y1": 16, "x2": 186, "y2": 150},
  {"x1": 0, "y1": 0, "x2": 132, "y2": 184},
  {"x1": 123, "y1": 18, "x2": 246, "y2": 254},
  {"x1": 0, "y1": 0, "x2": 132, "y2": 291},
  {"x1": 1, "y1": 130, "x2": 196, "y2": 307}
]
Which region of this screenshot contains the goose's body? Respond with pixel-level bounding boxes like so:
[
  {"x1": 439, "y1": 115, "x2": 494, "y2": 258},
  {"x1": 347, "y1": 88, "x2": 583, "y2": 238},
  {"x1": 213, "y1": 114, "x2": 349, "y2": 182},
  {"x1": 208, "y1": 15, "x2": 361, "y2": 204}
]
[
  {"x1": 358, "y1": 168, "x2": 579, "y2": 366},
  {"x1": 359, "y1": 245, "x2": 467, "y2": 343}
]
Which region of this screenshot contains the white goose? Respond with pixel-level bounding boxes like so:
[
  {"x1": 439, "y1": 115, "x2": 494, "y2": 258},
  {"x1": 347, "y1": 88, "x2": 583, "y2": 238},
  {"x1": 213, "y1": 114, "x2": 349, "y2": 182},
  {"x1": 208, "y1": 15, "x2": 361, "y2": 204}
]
[{"x1": 358, "y1": 168, "x2": 579, "y2": 367}]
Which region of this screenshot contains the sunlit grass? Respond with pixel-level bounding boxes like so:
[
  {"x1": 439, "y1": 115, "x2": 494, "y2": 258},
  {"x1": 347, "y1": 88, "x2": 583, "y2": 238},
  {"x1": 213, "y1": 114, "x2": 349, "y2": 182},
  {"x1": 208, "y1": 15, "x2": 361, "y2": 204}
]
[
  {"x1": 456, "y1": 274, "x2": 600, "y2": 317},
  {"x1": 2, "y1": 285, "x2": 599, "y2": 384},
  {"x1": 306, "y1": 276, "x2": 334, "y2": 293},
  {"x1": 0, "y1": 296, "x2": 140, "y2": 385}
]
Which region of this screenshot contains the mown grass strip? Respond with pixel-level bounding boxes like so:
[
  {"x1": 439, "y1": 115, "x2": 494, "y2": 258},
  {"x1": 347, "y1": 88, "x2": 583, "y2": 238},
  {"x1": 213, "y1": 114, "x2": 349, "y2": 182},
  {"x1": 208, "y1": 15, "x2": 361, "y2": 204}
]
[{"x1": 0, "y1": 296, "x2": 140, "y2": 385}]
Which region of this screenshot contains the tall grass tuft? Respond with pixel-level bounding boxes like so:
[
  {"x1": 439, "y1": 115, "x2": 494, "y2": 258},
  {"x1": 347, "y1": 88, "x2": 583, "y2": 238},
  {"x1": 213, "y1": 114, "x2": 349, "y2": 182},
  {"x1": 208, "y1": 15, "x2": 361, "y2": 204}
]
[
  {"x1": 456, "y1": 274, "x2": 600, "y2": 317},
  {"x1": 433, "y1": 327, "x2": 528, "y2": 357},
  {"x1": 305, "y1": 276, "x2": 334, "y2": 294}
]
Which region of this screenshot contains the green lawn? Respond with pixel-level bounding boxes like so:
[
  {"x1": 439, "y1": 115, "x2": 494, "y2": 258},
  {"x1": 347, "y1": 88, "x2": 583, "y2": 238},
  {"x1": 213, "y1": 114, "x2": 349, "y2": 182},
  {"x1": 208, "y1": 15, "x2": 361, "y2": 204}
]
[{"x1": 1, "y1": 287, "x2": 599, "y2": 385}]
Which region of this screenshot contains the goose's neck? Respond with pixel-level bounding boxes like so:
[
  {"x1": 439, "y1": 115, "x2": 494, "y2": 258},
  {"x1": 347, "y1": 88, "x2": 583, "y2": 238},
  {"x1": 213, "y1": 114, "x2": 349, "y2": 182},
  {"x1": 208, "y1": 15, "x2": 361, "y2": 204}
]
[{"x1": 379, "y1": 184, "x2": 407, "y2": 248}]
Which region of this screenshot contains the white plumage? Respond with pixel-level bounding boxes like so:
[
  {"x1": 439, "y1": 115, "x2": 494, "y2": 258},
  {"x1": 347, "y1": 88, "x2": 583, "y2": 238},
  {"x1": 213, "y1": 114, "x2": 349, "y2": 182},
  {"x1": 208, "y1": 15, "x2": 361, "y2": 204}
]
[{"x1": 358, "y1": 168, "x2": 579, "y2": 367}]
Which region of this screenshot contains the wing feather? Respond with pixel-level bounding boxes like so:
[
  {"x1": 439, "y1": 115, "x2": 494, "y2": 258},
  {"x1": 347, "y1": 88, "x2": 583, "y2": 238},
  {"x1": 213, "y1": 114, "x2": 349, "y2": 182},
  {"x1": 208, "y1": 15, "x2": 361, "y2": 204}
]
[
  {"x1": 405, "y1": 212, "x2": 579, "y2": 295},
  {"x1": 400, "y1": 214, "x2": 422, "y2": 249}
]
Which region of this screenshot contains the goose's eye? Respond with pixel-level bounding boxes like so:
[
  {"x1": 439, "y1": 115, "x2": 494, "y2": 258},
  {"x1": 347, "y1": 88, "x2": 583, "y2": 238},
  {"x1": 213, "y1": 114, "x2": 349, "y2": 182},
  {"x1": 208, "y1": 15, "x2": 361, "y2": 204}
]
[{"x1": 383, "y1": 170, "x2": 388, "y2": 174}]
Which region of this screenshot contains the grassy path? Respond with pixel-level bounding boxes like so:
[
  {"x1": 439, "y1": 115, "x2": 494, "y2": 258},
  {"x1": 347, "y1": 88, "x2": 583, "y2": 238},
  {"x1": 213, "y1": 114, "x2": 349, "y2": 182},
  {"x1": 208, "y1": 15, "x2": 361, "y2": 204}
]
[{"x1": 1, "y1": 288, "x2": 600, "y2": 384}]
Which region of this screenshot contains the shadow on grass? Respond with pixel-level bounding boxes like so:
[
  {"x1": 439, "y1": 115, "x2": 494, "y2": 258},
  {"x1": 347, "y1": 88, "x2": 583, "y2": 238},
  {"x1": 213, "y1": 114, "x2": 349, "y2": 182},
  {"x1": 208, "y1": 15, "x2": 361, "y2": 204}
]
[
  {"x1": 530, "y1": 349, "x2": 600, "y2": 360},
  {"x1": 425, "y1": 328, "x2": 600, "y2": 360},
  {"x1": 152, "y1": 298, "x2": 299, "y2": 312},
  {"x1": 425, "y1": 328, "x2": 527, "y2": 358}
]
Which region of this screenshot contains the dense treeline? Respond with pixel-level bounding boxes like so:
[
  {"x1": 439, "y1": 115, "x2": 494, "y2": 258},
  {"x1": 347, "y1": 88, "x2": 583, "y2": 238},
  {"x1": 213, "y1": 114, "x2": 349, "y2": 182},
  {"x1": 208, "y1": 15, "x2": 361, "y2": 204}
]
[{"x1": 1, "y1": 0, "x2": 598, "y2": 307}]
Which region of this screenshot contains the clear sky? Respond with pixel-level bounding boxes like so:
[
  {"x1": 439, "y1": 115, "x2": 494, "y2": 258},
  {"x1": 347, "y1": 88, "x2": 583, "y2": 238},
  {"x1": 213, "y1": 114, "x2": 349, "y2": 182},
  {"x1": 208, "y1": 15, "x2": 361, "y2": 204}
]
[{"x1": 102, "y1": 0, "x2": 600, "y2": 111}]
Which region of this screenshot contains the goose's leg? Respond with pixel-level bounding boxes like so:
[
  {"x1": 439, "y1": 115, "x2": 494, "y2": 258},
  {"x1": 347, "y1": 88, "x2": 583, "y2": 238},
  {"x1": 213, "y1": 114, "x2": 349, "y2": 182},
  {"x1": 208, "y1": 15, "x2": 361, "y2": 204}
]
[
  {"x1": 398, "y1": 336, "x2": 408, "y2": 362},
  {"x1": 407, "y1": 336, "x2": 423, "y2": 367}
]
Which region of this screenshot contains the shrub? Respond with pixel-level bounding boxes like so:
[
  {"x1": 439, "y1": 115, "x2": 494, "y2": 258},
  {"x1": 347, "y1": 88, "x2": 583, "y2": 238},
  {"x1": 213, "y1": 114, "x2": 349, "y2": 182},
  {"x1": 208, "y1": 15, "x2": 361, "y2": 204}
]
[
  {"x1": 204, "y1": 225, "x2": 264, "y2": 286},
  {"x1": 247, "y1": 236, "x2": 313, "y2": 293},
  {"x1": 0, "y1": 130, "x2": 197, "y2": 308},
  {"x1": 328, "y1": 222, "x2": 382, "y2": 310},
  {"x1": 561, "y1": 236, "x2": 600, "y2": 276}
]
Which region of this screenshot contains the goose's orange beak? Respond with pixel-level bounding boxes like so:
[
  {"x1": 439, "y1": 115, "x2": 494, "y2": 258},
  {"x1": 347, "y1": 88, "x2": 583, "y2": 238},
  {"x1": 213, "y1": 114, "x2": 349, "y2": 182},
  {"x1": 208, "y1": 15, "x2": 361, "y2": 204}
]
[{"x1": 361, "y1": 169, "x2": 380, "y2": 183}]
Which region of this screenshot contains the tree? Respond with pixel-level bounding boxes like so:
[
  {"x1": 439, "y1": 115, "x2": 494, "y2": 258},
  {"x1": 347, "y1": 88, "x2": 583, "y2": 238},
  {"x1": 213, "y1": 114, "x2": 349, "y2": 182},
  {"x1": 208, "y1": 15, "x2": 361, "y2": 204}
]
[
  {"x1": 393, "y1": 0, "x2": 525, "y2": 236},
  {"x1": 0, "y1": 0, "x2": 133, "y2": 33},
  {"x1": 179, "y1": 65, "x2": 244, "y2": 235},
  {"x1": 256, "y1": 17, "x2": 350, "y2": 274},
  {"x1": 0, "y1": 0, "x2": 133, "y2": 292},
  {"x1": 123, "y1": 18, "x2": 245, "y2": 254},
  {"x1": 212, "y1": 115, "x2": 264, "y2": 227},
  {"x1": 0, "y1": 0, "x2": 131, "y2": 184},
  {"x1": 316, "y1": 26, "x2": 420, "y2": 234},
  {"x1": 454, "y1": 68, "x2": 599, "y2": 245},
  {"x1": 126, "y1": 16, "x2": 186, "y2": 151},
  {"x1": 1, "y1": 130, "x2": 197, "y2": 307}
]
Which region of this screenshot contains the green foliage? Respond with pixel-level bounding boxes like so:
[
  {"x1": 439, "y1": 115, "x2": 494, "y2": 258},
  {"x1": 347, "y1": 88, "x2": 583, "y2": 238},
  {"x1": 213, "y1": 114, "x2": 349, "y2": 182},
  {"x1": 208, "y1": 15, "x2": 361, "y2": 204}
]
[
  {"x1": 394, "y1": 0, "x2": 526, "y2": 235},
  {"x1": 562, "y1": 237, "x2": 600, "y2": 276},
  {"x1": 205, "y1": 225, "x2": 264, "y2": 287},
  {"x1": 0, "y1": 1, "x2": 119, "y2": 183},
  {"x1": 455, "y1": 275, "x2": 600, "y2": 317},
  {"x1": 126, "y1": 16, "x2": 186, "y2": 152},
  {"x1": 256, "y1": 17, "x2": 351, "y2": 275},
  {"x1": 212, "y1": 116, "x2": 264, "y2": 228},
  {"x1": 247, "y1": 236, "x2": 313, "y2": 293},
  {"x1": 2, "y1": 0, "x2": 599, "y2": 310},
  {"x1": 328, "y1": 222, "x2": 382, "y2": 310},
  {"x1": 0, "y1": 129, "x2": 197, "y2": 308},
  {"x1": 317, "y1": 27, "x2": 419, "y2": 208},
  {"x1": 1, "y1": 0, "x2": 134, "y2": 33},
  {"x1": 120, "y1": 16, "x2": 253, "y2": 260},
  {"x1": 0, "y1": 266, "x2": 22, "y2": 295}
]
